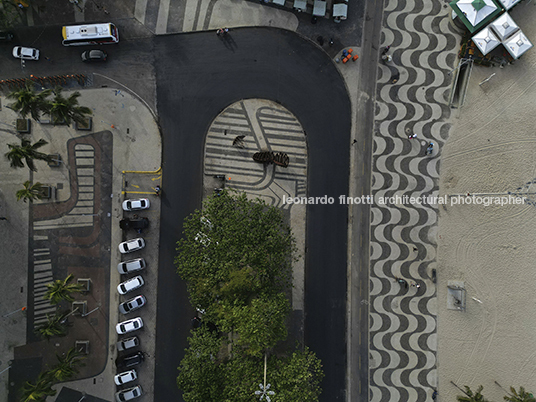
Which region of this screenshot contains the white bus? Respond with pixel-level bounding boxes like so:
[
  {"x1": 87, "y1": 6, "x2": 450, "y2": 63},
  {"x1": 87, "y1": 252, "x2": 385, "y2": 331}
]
[{"x1": 62, "y1": 23, "x2": 119, "y2": 46}]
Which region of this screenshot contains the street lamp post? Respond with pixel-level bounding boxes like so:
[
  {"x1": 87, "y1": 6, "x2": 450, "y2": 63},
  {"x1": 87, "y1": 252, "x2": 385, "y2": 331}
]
[{"x1": 254, "y1": 354, "x2": 275, "y2": 401}]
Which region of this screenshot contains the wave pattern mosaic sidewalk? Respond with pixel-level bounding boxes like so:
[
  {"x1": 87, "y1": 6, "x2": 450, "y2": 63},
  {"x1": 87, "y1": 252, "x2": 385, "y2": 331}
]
[{"x1": 369, "y1": 1, "x2": 459, "y2": 401}]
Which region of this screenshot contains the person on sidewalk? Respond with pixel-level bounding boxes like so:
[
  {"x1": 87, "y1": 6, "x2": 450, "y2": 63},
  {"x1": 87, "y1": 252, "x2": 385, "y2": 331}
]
[{"x1": 381, "y1": 45, "x2": 391, "y2": 55}]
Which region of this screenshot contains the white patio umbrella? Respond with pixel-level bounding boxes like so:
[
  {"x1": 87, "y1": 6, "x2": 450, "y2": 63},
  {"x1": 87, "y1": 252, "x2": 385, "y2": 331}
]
[
  {"x1": 456, "y1": 0, "x2": 498, "y2": 27},
  {"x1": 472, "y1": 26, "x2": 500, "y2": 55},
  {"x1": 504, "y1": 31, "x2": 533, "y2": 59},
  {"x1": 496, "y1": 0, "x2": 522, "y2": 10},
  {"x1": 489, "y1": 12, "x2": 519, "y2": 41}
]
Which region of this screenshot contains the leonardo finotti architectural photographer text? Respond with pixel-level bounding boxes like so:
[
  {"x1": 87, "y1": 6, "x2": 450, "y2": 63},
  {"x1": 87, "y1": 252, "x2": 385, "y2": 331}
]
[{"x1": 282, "y1": 194, "x2": 525, "y2": 207}]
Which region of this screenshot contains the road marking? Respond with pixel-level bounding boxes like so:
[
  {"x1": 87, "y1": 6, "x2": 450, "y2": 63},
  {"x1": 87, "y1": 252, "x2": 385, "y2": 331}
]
[
  {"x1": 155, "y1": 0, "x2": 170, "y2": 34},
  {"x1": 135, "y1": 0, "x2": 148, "y2": 24}
]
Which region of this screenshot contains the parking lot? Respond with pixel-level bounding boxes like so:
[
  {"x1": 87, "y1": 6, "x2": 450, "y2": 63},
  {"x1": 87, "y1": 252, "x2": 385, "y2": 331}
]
[{"x1": 113, "y1": 191, "x2": 161, "y2": 401}]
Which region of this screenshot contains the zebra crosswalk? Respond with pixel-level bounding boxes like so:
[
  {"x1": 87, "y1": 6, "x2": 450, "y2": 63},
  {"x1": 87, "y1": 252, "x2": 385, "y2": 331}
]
[{"x1": 32, "y1": 248, "x2": 56, "y2": 326}]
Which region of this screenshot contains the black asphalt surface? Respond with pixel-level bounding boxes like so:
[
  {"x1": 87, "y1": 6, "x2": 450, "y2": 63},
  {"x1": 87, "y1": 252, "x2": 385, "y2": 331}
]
[{"x1": 154, "y1": 28, "x2": 351, "y2": 401}]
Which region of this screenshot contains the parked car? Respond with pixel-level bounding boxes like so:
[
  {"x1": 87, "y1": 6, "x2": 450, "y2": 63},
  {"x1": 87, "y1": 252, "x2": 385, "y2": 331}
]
[
  {"x1": 0, "y1": 32, "x2": 14, "y2": 42},
  {"x1": 117, "y1": 276, "x2": 144, "y2": 295},
  {"x1": 116, "y1": 317, "x2": 143, "y2": 335},
  {"x1": 81, "y1": 49, "x2": 107, "y2": 62},
  {"x1": 117, "y1": 336, "x2": 139, "y2": 352},
  {"x1": 122, "y1": 198, "x2": 150, "y2": 211},
  {"x1": 115, "y1": 385, "x2": 143, "y2": 402},
  {"x1": 115, "y1": 351, "x2": 144, "y2": 369},
  {"x1": 114, "y1": 369, "x2": 137, "y2": 386},
  {"x1": 119, "y1": 295, "x2": 146, "y2": 315},
  {"x1": 119, "y1": 217, "x2": 149, "y2": 232},
  {"x1": 117, "y1": 258, "x2": 146, "y2": 274},
  {"x1": 12, "y1": 46, "x2": 39, "y2": 60},
  {"x1": 119, "y1": 238, "x2": 145, "y2": 254}
]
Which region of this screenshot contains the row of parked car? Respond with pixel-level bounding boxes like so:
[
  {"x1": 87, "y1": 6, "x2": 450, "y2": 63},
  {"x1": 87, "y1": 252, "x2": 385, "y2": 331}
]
[{"x1": 114, "y1": 198, "x2": 151, "y2": 402}]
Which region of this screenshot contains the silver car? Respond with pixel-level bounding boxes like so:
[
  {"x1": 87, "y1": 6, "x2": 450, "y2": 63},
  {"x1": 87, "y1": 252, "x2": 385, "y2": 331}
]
[
  {"x1": 117, "y1": 258, "x2": 146, "y2": 274},
  {"x1": 119, "y1": 295, "x2": 146, "y2": 315},
  {"x1": 116, "y1": 336, "x2": 139, "y2": 352},
  {"x1": 115, "y1": 385, "x2": 143, "y2": 401},
  {"x1": 117, "y1": 276, "x2": 144, "y2": 295}
]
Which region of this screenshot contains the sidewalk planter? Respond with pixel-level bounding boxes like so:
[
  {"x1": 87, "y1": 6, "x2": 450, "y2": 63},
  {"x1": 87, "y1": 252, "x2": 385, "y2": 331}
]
[
  {"x1": 77, "y1": 278, "x2": 91, "y2": 293},
  {"x1": 16, "y1": 118, "x2": 31, "y2": 133},
  {"x1": 48, "y1": 153, "x2": 62, "y2": 167},
  {"x1": 75, "y1": 117, "x2": 92, "y2": 131},
  {"x1": 75, "y1": 340, "x2": 90, "y2": 355},
  {"x1": 39, "y1": 185, "x2": 54, "y2": 200},
  {"x1": 72, "y1": 301, "x2": 87, "y2": 316}
]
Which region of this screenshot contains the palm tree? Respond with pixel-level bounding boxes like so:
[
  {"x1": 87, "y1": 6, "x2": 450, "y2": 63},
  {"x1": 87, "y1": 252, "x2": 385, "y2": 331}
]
[
  {"x1": 19, "y1": 371, "x2": 56, "y2": 402},
  {"x1": 505, "y1": 386, "x2": 536, "y2": 402},
  {"x1": 48, "y1": 347, "x2": 86, "y2": 382},
  {"x1": 43, "y1": 274, "x2": 85, "y2": 304},
  {"x1": 457, "y1": 385, "x2": 489, "y2": 402},
  {"x1": 5, "y1": 138, "x2": 53, "y2": 171},
  {"x1": 7, "y1": 80, "x2": 52, "y2": 121},
  {"x1": 35, "y1": 311, "x2": 68, "y2": 340},
  {"x1": 48, "y1": 86, "x2": 92, "y2": 126},
  {"x1": 16, "y1": 181, "x2": 45, "y2": 203}
]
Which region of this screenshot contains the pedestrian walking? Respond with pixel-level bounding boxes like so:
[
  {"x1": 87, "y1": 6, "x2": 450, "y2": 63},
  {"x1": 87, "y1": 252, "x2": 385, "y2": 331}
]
[
  {"x1": 329, "y1": 38, "x2": 334, "y2": 46},
  {"x1": 381, "y1": 45, "x2": 391, "y2": 55},
  {"x1": 432, "y1": 390, "x2": 438, "y2": 400},
  {"x1": 223, "y1": 27, "x2": 229, "y2": 35},
  {"x1": 381, "y1": 54, "x2": 392, "y2": 62},
  {"x1": 426, "y1": 142, "x2": 434, "y2": 155},
  {"x1": 216, "y1": 28, "x2": 221, "y2": 36},
  {"x1": 408, "y1": 133, "x2": 417, "y2": 139}
]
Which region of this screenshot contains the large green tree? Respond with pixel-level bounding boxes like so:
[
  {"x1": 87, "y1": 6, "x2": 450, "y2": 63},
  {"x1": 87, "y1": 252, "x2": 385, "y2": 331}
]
[
  {"x1": 7, "y1": 81, "x2": 51, "y2": 121},
  {"x1": 505, "y1": 387, "x2": 536, "y2": 402},
  {"x1": 177, "y1": 326, "x2": 224, "y2": 402},
  {"x1": 6, "y1": 139, "x2": 53, "y2": 171},
  {"x1": 48, "y1": 86, "x2": 92, "y2": 125},
  {"x1": 0, "y1": 0, "x2": 23, "y2": 31},
  {"x1": 16, "y1": 181, "x2": 44, "y2": 203},
  {"x1": 175, "y1": 191, "x2": 296, "y2": 315},
  {"x1": 43, "y1": 273, "x2": 85, "y2": 304},
  {"x1": 19, "y1": 372, "x2": 56, "y2": 402}
]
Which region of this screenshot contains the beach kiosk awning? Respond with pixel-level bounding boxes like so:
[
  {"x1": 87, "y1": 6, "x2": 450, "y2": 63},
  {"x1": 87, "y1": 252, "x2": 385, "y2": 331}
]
[
  {"x1": 312, "y1": 0, "x2": 327, "y2": 16},
  {"x1": 489, "y1": 12, "x2": 519, "y2": 41},
  {"x1": 333, "y1": 4, "x2": 348, "y2": 21},
  {"x1": 472, "y1": 26, "x2": 501, "y2": 55},
  {"x1": 496, "y1": 0, "x2": 522, "y2": 10},
  {"x1": 504, "y1": 31, "x2": 533, "y2": 59},
  {"x1": 449, "y1": 0, "x2": 502, "y2": 33}
]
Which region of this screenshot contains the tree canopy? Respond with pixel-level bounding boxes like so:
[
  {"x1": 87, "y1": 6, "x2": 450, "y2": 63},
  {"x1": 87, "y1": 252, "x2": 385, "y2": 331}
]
[{"x1": 175, "y1": 191, "x2": 323, "y2": 401}]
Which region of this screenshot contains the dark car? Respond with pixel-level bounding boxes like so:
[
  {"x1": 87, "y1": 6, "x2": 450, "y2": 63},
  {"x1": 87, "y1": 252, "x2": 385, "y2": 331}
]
[
  {"x1": 0, "y1": 32, "x2": 14, "y2": 42},
  {"x1": 115, "y1": 351, "x2": 144, "y2": 369},
  {"x1": 119, "y1": 217, "x2": 149, "y2": 231},
  {"x1": 81, "y1": 49, "x2": 107, "y2": 62}
]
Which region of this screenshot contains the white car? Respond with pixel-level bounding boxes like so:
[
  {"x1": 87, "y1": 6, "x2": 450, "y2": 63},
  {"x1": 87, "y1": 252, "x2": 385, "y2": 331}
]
[
  {"x1": 117, "y1": 258, "x2": 146, "y2": 274},
  {"x1": 117, "y1": 276, "x2": 144, "y2": 295},
  {"x1": 117, "y1": 336, "x2": 139, "y2": 352},
  {"x1": 115, "y1": 385, "x2": 143, "y2": 402},
  {"x1": 116, "y1": 317, "x2": 143, "y2": 335},
  {"x1": 122, "y1": 198, "x2": 150, "y2": 211},
  {"x1": 119, "y1": 238, "x2": 145, "y2": 254},
  {"x1": 119, "y1": 295, "x2": 146, "y2": 315},
  {"x1": 114, "y1": 369, "x2": 137, "y2": 386},
  {"x1": 12, "y1": 46, "x2": 39, "y2": 60}
]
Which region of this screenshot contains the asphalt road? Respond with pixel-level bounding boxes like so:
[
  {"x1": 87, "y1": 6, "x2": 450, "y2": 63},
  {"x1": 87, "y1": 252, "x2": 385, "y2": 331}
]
[{"x1": 154, "y1": 28, "x2": 352, "y2": 401}]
